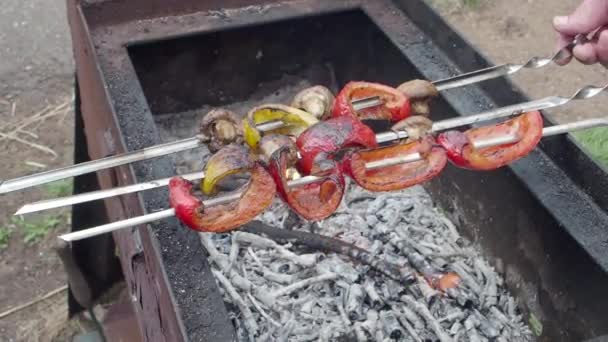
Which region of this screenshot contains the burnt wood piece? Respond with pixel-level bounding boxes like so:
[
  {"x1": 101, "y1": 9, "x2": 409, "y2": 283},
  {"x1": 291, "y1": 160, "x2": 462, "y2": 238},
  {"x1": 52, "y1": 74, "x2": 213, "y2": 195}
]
[{"x1": 243, "y1": 221, "x2": 415, "y2": 283}]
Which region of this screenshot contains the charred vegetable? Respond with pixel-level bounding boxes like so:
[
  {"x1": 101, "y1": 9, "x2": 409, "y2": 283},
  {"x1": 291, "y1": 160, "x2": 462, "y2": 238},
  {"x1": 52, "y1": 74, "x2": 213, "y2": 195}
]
[
  {"x1": 332, "y1": 81, "x2": 411, "y2": 122},
  {"x1": 243, "y1": 104, "x2": 318, "y2": 150},
  {"x1": 343, "y1": 136, "x2": 447, "y2": 192},
  {"x1": 170, "y1": 144, "x2": 275, "y2": 233},
  {"x1": 269, "y1": 146, "x2": 345, "y2": 221},
  {"x1": 296, "y1": 115, "x2": 378, "y2": 175},
  {"x1": 437, "y1": 111, "x2": 543, "y2": 170}
]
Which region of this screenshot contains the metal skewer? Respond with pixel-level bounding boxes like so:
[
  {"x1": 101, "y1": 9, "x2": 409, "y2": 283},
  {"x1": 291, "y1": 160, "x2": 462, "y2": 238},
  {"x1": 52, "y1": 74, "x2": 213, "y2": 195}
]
[
  {"x1": 56, "y1": 117, "x2": 608, "y2": 242},
  {"x1": 14, "y1": 90, "x2": 608, "y2": 215},
  {"x1": 0, "y1": 36, "x2": 588, "y2": 195},
  {"x1": 431, "y1": 33, "x2": 587, "y2": 91}
]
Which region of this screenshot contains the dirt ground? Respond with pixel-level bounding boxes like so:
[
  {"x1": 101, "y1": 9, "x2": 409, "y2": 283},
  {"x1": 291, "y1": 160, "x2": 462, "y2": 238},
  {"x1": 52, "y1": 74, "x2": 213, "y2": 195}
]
[
  {"x1": 0, "y1": 0, "x2": 605, "y2": 341},
  {"x1": 427, "y1": 0, "x2": 608, "y2": 122}
]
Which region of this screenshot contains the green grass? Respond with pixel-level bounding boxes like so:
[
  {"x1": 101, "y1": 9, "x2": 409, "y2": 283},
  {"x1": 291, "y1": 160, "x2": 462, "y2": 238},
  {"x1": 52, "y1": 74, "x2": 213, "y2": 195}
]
[
  {"x1": 528, "y1": 313, "x2": 543, "y2": 336},
  {"x1": 460, "y1": 0, "x2": 481, "y2": 9},
  {"x1": 42, "y1": 179, "x2": 73, "y2": 197},
  {"x1": 427, "y1": 0, "x2": 484, "y2": 11},
  {"x1": 574, "y1": 128, "x2": 608, "y2": 167},
  {"x1": 10, "y1": 215, "x2": 63, "y2": 245},
  {"x1": 0, "y1": 226, "x2": 12, "y2": 250}
]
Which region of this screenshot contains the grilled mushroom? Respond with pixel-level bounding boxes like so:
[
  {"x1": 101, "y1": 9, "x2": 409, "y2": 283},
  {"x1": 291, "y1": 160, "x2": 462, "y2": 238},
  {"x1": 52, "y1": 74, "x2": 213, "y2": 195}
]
[
  {"x1": 391, "y1": 115, "x2": 434, "y2": 141},
  {"x1": 397, "y1": 80, "x2": 438, "y2": 117},
  {"x1": 199, "y1": 108, "x2": 243, "y2": 152},
  {"x1": 291, "y1": 85, "x2": 335, "y2": 120}
]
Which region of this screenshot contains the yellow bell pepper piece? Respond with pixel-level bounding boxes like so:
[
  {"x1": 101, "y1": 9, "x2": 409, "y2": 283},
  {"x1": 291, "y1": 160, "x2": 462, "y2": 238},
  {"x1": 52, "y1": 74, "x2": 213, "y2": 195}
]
[
  {"x1": 201, "y1": 144, "x2": 253, "y2": 195},
  {"x1": 243, "y1": 104, "x2": 318, "y2": 149}
]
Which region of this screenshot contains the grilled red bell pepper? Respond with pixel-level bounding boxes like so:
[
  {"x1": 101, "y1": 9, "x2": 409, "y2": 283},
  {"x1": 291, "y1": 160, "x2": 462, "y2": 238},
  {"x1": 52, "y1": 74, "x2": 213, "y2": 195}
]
[
  {"x1": 269, "y1": 146, "x2": 345, "y2": 221},
  {"x1": 296, "y1": 115, "x2": 378, "y2": 175},
  {"x1": 343, "y1": 135, "x2": 447, "y2": 192},
  {"x1": 437, "y1": 111, "x2": 543, "y2": 170},
  {"x1": 169, "y1": 145, "x2": 276, "y2": 233},
  {"x1": 332, "y1": 81, "x2": 411, "y2": 122}
]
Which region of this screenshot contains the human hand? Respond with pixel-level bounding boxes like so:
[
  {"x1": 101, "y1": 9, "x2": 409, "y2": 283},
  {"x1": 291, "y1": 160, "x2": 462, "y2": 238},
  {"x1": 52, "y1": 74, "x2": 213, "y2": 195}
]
[{"x1": 553, "y1": 0, "x2": 608, "y2": 66}]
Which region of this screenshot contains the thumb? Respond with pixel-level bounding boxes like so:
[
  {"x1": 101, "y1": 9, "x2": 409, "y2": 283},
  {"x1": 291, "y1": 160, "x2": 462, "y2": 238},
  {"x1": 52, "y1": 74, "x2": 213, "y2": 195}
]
[{"x1": 553, "y1": 0, "x2": 608, "y2": 35}]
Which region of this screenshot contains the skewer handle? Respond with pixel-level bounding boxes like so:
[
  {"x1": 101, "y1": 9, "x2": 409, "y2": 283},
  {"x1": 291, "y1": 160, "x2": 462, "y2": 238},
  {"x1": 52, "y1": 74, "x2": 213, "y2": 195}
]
[
  {"x1": 432, "y1": 33, "x2": 587, "y2": 91},
  {"x1": 60, "y1": 208, "x2": 176, "y2": 242}
]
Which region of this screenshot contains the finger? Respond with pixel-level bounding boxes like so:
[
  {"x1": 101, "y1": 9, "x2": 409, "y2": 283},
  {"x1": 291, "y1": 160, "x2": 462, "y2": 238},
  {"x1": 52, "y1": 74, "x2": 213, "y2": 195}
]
[
  {"x1": 595, "y1": 27, "x2": 608, "y2": 64},
  {"x1": 554, "y1": 33, "x2": 574, "y2": 65},
  {"x1": 573, "y1": 42, "x2": 598, "y2": 64},
  {"x1": 553, "y1": 0, "x2": 608, "y2": 36}
]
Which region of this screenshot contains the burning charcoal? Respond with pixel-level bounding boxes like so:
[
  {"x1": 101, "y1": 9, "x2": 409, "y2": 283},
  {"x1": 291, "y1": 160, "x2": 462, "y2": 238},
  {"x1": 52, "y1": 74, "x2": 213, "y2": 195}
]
[
  {"x1": 431, "y1": 257, "x2": 449, "y2": 270},
  {"x1": 392, "y1": 308, "x2": 423, "y2": 342},
  {"x1": 366, "y1": 214, "x2": 379, "y2": 227},
  {"x1": 281, "y1": 292, "x2": 315, "y2": 308},
  {"x1": 277, "y1": 317, "x2": 296, "y2": 342},
  {"x1": 449, "y1": 321, "x2": 462, "y2": 335},
  {"x1": 380, "y1": 279, "x2": 404, "y2": 301},
  {"x1": 373, "y1": 224, "x2": 393, "y2": 243},
  {"x1": 227, "y1": 237, "x2": 240, "y2": 270},
  {"x1": 473, "y1": 310, "x2": 501, "y2": 338},
  {"x1": 246, "y1": 292, "x2": 280, "y2": 328},
  {"x1": 256, "y1": 267, "x2": 296, "y2": 285},
  {"x1": 345, "y1": 284, "x2": 365, "y2": 321},
  {"x1": 246, "y1": 247, "x2": 264, "y2": 267},
  {"x1": 337, "y1": 230, "x2": 372, "y2": 250},
  {"x1": 270, "y1": 262, "x2": 298, "y2": 274},
  {"x1": 242, "y1": 221, "x2": 409, "y2": 281},
  {"x1": 363, "y1": 281, "x2": 384, "y2": 309},
  {"x1": 438, "y1": 308, "x2": 465, "y2": 324},
  {"x1": 257, "y1": 273, "x2": 338, "y2": 307},
  {"x1": 380, "y1": 310, "x2": 405, "y2": 340},
  {"x1": 375, "y1": 329, "x2": 385, "y2": 341},
  {"x1": 429, "y1": 296, "x2": 450, "y2": 319},
  {"x1": 489, "y1": 306, "x2": 511, "y2": 326},
  {"x1": 418, "y1": 215, "x2": 434, "y2": 228},
  {"x1": 401, "y1": 295, "x2": 453, "y2": 342},
  {"x1": 319, "y1": 322, "x2": 342, "y2": 342},
  {"x1": 394, "y1": 304, "x2": 424, "y2": 330},
  {"x1": 391, "y1": 238, "x2": 436, "y2": 277},
  {"x1": 234, "y1": 232, "x2": 319, "y2": 267},
  {"x1": 232, "y1": 314, "x2": 253, "y2": 342},
  {"x1": 368, "y1": 240, "x2": 384, "y2": 255},
  {"x1": 445, "y1": 286, "x2": 478, "y2": 307},
  {"x1": 200, "y1": 234, "x2": 253, "y2": 292},
  {"x1": 292, "y1": 333, "x2": 320, "y2": 342},
  {"x1": 507, "y1": 296, "x2": 516, "y2": 318},
  {"x1": 190, "y1": 159, "x2": 532, "y2": 339},
  {"x1": 450, "y1": 261, "x2": 482, "y2": 293},
  {"x1": 354, "y1": 322, "x2": 372, "y2": 342},
  {"x1": 300, "y1": 298, "x2": 316, "y2": 314},
  {"x1": 464, "y1": 315, "x2": 484, "y2": 342},
  {"x1": 316, "y1": 255, "x2": 360, "y2": 283},
  {"x1": 474, "y1": 259, "x2": 498, "y2": 308},
  {"x1": 415, "y1": 275, "x2": 439, "y2": 303},
  {"x1": 360, "y1": 309, "x2": 379, "y2": 337},
  {"x1": 212, "y1": 269, "x2": 258, "y2": 340},
  {"x1": 377, "y1": 207, "x2": 401, "y2": 227},
  {"x1": 336, "y1": 295, "x2": 351, "y2": 326}
]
